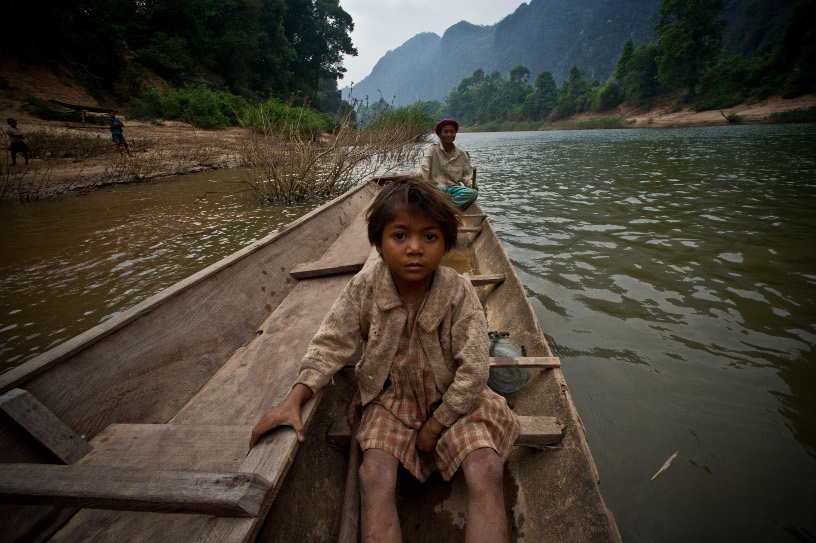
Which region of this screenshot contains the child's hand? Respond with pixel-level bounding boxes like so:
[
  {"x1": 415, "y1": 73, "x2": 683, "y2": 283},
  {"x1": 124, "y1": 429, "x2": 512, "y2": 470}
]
[
  {"x1": 249, "y1": 384, "x2": 312, "y2": 449},
  {"x1": 416, "y1": 416, "x2": 444, "y2": 453}
]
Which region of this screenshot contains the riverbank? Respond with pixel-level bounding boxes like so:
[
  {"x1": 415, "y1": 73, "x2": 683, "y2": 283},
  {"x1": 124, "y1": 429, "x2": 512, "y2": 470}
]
[
  {"x1": 1, "y1": 119, "x2": 247, "y2": 201},
  {"x1": 2, "y1": 57, "x2": 814, "y2": 200},
  {"x1": 579, "y1": 93, "x2": 816, "y2": 128},
  {"x1": 463, "y1": 93, "x2": 816, "y2": 132}
]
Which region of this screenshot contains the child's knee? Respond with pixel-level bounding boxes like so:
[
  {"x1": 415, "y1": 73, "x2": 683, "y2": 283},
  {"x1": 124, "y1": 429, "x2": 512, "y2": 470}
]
[
  {"x1": 359, "y1": 451, "x2": 397, "y2": 495},
  {"x1": 463, "y1": 448, "x2": 504, "y2": 494}
]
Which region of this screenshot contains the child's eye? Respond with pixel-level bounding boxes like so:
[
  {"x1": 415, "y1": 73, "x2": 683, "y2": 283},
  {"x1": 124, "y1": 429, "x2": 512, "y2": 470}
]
[
  {"x1": 393, "y1": 232, "x2": 406, "y2": 240},
  {"x1": 424, "y1": 233, "x2": 438, "y2": 241}
]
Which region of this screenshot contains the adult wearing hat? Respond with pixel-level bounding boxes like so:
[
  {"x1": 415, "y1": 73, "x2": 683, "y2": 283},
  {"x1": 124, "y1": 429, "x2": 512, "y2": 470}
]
[{"x1": 417, "y1": 119, "x2": 478, "y2": 209}]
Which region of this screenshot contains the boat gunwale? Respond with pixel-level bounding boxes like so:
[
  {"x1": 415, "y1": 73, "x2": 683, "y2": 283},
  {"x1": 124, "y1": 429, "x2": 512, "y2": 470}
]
[{"x1": 0, "y1": 181, "x2": 374, "y2": 395}]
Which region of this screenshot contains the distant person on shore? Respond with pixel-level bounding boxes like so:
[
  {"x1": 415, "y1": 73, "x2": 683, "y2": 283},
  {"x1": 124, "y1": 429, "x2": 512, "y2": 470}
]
[
  {"x1": 4, "y1": 118, "x2": 30, "y2": 166},
  {"x1": 108, "y1": 111, "x2": 132, "y2": 157},
  {"x1": 417, "y1": 118, "x2": 478, "y2": 209}
]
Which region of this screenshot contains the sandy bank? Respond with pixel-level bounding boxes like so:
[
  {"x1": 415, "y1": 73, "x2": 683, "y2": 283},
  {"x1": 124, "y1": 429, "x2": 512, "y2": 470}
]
[{"x1": 571, "y1": 93, "x2": 816, "y2": 128}]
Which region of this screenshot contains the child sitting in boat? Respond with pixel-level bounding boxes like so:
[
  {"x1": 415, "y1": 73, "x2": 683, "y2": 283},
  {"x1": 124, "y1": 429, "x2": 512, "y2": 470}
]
[
  {"x1": 250, "y1": 178, "x2": 519, "y2": 542},
  {"x1": 418, "y1": 118, "x2": 479, "y2": 210}
]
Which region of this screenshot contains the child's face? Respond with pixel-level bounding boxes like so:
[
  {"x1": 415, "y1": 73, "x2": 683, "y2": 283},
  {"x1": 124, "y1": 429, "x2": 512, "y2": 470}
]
[{"x1": 377, "y1": 209, "x2": 446, "y2": 292}]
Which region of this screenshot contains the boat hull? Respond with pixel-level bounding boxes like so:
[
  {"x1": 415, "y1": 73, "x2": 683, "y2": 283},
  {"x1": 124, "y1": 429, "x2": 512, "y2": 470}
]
[{"x1": 0, "y1": 180, "x2": 619, "y2": 542}]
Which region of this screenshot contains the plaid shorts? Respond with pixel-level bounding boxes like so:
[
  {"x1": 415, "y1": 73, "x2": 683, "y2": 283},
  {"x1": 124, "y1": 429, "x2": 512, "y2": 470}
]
[{"x1": 357, "y1": 303, "x2": 519, "y2": 481}]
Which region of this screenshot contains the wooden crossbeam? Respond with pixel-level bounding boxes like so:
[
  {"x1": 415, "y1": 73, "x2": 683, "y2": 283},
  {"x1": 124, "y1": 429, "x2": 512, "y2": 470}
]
[
  {"x1": 458, "y1": 227, "x2": 483, "y2": 234},
  {"x1": 0, "y1": 388, "x2": 91, "y2": 464},
  {"x1": 490, "y1": 356, "x2": 560, "y2": 368},
  {"x1": 344, "y1": 356, "x2": 558, "y2": 369},
  {"x1": 467, "y1": 274, "x2": 505, "y2": 286},
  {"x1": 0, "y1": 464, "x2": 272, "y2": 517},
  {"x1": 327, "y1": 415, "x2": 562, "y2": 450},
  {"x1": 516, "y1": 416, "x2": 563, "y2": 448}
]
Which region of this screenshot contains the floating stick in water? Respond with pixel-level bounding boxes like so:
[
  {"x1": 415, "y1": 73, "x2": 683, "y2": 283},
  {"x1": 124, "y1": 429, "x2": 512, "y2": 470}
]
[{"x1": 651, "y1": 451, "x2": 679, "y2": 481}]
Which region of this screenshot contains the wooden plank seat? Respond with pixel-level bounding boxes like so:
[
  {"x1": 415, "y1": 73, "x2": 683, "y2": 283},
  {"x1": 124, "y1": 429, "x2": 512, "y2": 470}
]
[
  {"x1": 0, "y1": 464, "x2": 271, "y2": 517},
  {"x1": 290, "y1": 206, "x2": 372, "y2": 279},
  {"x1": 458, "y1": 226, "x2": 483, "y2": 234},
  {"x1": 466, "y1": 273, "x2": 506, "y2": 286}
]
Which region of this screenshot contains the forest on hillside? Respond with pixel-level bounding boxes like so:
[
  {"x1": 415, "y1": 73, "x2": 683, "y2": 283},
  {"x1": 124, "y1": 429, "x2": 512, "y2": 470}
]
[
  {"x1": 2, "y1": 0, "x2": 356, "y2": 113},
  {"x1": 407, "y1": 0, "x2": 816, "y2": 128},
  {"x1": 2, "y1": 0, "x2": 814, "y2": 132}
]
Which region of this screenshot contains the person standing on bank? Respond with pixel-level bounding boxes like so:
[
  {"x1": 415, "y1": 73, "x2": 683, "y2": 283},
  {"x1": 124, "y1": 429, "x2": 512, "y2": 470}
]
[
  {"x1": 417, "y1": 118, "x2": 478, "y2": 210},
  {"x1": 108, "y1": 111, "x2": 132, "y2": 157},
  {"x1": 5, "y1": 118, "x2": 30, "y2": 166}
]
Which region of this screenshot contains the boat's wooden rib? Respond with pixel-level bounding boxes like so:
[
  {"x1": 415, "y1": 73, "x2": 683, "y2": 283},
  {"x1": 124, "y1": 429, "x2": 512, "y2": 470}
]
[
  {"x1": 0, "y1": 179, "x2": 621, "y2": 543},
  {"x1": 289, "y1": 206, "x2": 372, "y2": 279},
  {"x1": 0, "y1": 389, "x2": 91, "y2": 464},
  {"x1": 0, "y1": 464, "x2": 271, "y2": 517}
]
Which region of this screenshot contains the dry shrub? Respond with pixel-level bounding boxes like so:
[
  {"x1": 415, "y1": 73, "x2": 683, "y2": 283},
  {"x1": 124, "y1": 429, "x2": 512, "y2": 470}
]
[{"x1": 239, "y1": 103, "x2": 426, "y2": 204}]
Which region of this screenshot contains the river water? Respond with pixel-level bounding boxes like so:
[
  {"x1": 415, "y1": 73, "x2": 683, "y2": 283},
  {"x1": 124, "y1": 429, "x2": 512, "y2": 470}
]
[{"x1": 1, "y1": 124, "x2": 815, "y2": 542}]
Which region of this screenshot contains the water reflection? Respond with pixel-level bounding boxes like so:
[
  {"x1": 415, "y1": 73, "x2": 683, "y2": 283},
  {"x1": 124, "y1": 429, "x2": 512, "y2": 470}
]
[{"x1": 0, "y1": 169, "x2": 318, "y2": 370}]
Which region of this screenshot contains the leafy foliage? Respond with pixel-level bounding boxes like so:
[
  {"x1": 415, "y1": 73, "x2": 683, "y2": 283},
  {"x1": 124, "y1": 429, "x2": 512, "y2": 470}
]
[
  {"x1": 243, "y1": 98, "x2": 328, "y2": 140},
  {"x1": 768, "y1": 105, "x2": 816, "y2": 122},
  {"x1": 655, "y1": 0, "x2": 727, "y2": 99},
  {"x1": 1, "y1": 0, "x2": 356, "y2": 107},
  {"x1": 128, "y1": 85, "x2": 247, "y2": 129}
]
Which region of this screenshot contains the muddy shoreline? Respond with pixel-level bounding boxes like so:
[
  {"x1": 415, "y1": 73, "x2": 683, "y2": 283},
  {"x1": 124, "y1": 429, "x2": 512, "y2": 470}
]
[{"x1": 3, "y1": 95, "x2": 814, "y2": 200}]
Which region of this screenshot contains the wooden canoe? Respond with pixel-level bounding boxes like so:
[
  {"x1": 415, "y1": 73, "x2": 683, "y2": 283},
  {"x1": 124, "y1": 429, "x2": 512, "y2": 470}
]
[{"x1": 0, "y1": 178, "x2": 620, "y2": 542}]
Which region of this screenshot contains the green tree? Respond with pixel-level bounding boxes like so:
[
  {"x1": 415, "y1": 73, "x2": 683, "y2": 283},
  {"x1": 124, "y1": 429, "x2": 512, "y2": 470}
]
[
  {"x1": 555, "y1": 65, "x2": 592, "y2": 118},
  {"x1": 283, "y1": 0, "x2": 357, "y2": 97},
  {"x1": 615, "y1": 39, "x2": 636, "y2": 80},
  {"x1": 655, "y1": 0, "x2": 726, "y2": 100},
  {"x1": 617, "y1": 43, "x2": 661, "y2": 106},
  {"x1": 534, "y1": 71, "x2": 558, "y2": 116},
  {"x1": 773, "y1": 0, "x2": 816, "y2": 96}
]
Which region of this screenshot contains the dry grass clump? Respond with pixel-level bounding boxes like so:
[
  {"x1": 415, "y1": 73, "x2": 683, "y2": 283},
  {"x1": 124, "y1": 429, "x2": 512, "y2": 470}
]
[{"x1": 239, "y1": 104, "x2": 426, "y2": 204}]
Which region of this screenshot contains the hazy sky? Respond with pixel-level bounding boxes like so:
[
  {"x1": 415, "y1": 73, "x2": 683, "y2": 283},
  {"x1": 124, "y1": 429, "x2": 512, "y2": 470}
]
[{"x1": 338, "y1": 0, "x2": 528, "y2": 87}]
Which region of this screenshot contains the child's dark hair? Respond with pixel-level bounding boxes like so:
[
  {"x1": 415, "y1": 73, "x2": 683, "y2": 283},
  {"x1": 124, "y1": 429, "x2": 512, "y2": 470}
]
[{"x1": 367, "y1": 177, "x2": 460, "y2": 251}]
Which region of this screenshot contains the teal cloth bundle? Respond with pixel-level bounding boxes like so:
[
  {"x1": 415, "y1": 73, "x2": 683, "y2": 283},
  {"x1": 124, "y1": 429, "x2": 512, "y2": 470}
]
[{"x1": 437, "y1": 184, "x2": 478, "y2": 210}]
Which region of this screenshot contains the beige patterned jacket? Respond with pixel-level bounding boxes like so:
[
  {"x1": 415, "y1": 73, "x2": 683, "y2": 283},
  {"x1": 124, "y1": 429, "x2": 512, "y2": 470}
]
[
  {"x1": 417, "y1": 142, "x2": 475, "y2": 189},
  {"x1": 296, "y1": 258, "x2": 488, "y2": 427}
]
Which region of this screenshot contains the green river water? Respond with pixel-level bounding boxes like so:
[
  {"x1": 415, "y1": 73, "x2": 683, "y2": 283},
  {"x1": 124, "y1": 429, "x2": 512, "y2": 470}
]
[{"x1": 1, "y1": 124, "x2": 815, "y2": 542}]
